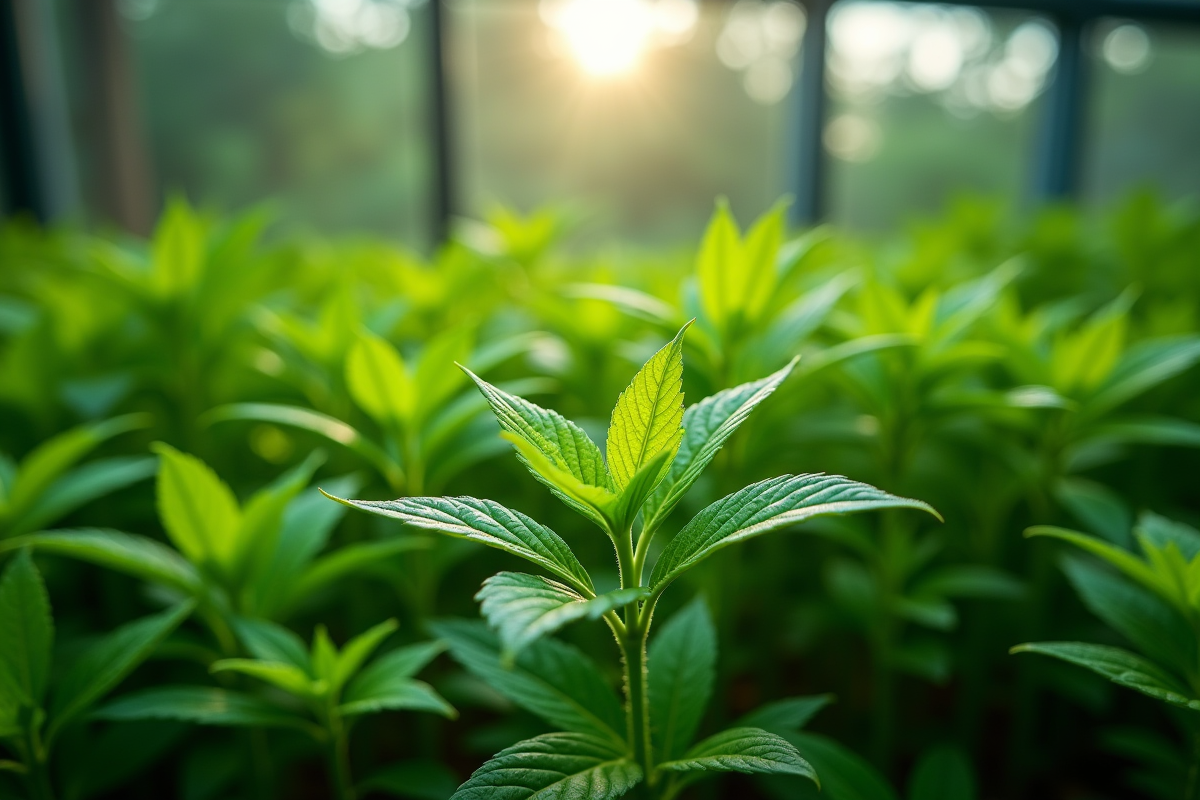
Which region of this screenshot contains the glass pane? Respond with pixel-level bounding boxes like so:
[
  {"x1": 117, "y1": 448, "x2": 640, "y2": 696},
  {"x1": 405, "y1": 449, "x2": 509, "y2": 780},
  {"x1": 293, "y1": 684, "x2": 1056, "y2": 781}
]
[
  {"x1": 99, "y1": 0, "x2": 435, "y2": 244},
  {"x1": 1084, "y1": 19, "x2": 1200, "y2": 206},
  {"x1": 449, "y1": 0, "x2": 800, "y2": 245},
  {"x1": 824, "y1": 1, "x2": 1055, "y2": 231}
]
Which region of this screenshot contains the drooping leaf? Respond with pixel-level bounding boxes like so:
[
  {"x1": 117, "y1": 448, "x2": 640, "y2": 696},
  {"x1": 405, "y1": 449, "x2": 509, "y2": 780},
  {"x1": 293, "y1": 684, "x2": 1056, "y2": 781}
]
[
  {"x1": 346, "y1": 331, "x2": 415, "y2": 428},
  {"x1": 11, "y1": 455, "x2": 157, "y2": 536},
  {"x1": 605, "y1": 322, "x2": 689, "y2": 491},
  {"x1": 48, "y1": 602, "x2": 194, "y2": 739},
  {"x1": 0, "y1": 529, "x2": 202, "y2": 593},
  {"x1": 642, "y1": 359, "x2": 797, "y2": 533},
  {"x1": 658, "y1": 727, "x2": 816, "y2": 781},
  {"x1": 0, "y1": 549, "x2": 53, "y2": 708},
  {"x1": 651, "y1": 474, "x2": 938, "y2": 590},
  {"x1": 430, "y1": 619, "x2": 625, "y2": 742},
  {"x1": 649, "y1": 596, "x2": 717, "y2": 759},
  {"x1": 93, "y1": 686, "x2": 313, "y2": 732},
  {"x1": 325, "y1": 494, "x2": 592, "y2": 593},
  {"x1": 450, "y1": 732, "x2": 642, "y2": 800},
  {"x1": 735, "y1": 695, "x2": 834, "y2": 734},
  {"x1": 1011, "y1": 642, "x2": 1198, "y2": 709},
  {"x1": 907, "y1": 744, "x2": 977, "y2": 800},
  {"x1": 476, "y1": 572, "x2": 647, "y2": 661},
  {"x1": 152, "y1": 443, "x2": 241, "y2": 569},
  {"x1": 339, "y1": 678, "x2": 456, "y2": 719}
]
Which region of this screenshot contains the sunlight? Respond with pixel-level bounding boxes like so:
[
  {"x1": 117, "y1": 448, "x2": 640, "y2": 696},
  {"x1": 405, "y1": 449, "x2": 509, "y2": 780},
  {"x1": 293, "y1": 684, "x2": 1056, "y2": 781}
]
[{"x1": 540, "y1": 0, "x2": 698, "y2": 77}]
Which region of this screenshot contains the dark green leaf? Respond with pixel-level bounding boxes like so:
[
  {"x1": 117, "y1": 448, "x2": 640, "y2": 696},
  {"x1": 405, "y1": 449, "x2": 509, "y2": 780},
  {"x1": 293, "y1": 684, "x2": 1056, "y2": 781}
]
[
  {"x1": 1086, "y1": 336, "x2": 1200, "y2": 416},
  {"x1": 450, "y1": 732, "x2": 641, "y2": 800},
  {"x1": 907, "y1": 744, "x2": 977, "y2": 800},
  {"x1": 649, "y1": 596, "x2": 716, "y2": 759},
  {"x1": 339, "y1": 678, "x2": 455, "y2": 719},
  {"x1": 773, "y1": 731, "x2": 898, "y2": 800},
  {"x1": 736, "y1": 695, "x2": 834, "y2": 734},
  {"x1": 0, "y1": 549, "x2": 53, "y2": 708},
  {"x1": 658, "y1": 727, "x2": 816, "y2": 781},
  {"x1": 1011, "y1": 642, "x2": 1198, "y2": 709},
  {"x1": 0, "y1": 529, "x2": 202, "y2": 593},
  {"x1": 11, "y1": 456, "x2": 157, "y2": 536},
  {"x1": 92, "y1": 686, "x2": 312, "y2": 732},
  {"x1": 359, "y1": 758, "x2": 459, "y2": 800}
]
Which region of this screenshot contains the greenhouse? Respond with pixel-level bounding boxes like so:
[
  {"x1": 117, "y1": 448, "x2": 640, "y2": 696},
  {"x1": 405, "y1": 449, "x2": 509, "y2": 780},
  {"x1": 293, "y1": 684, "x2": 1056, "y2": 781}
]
[{"x1": 1, "y1": 1, "x2": 1199, "y2": 798}]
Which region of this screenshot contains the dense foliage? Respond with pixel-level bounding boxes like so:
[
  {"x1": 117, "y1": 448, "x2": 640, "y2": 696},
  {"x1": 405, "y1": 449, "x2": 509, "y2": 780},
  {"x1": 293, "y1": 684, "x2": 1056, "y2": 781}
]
[{"x1": 1, "y1": 192, "x2": 1199, "y2": 799}]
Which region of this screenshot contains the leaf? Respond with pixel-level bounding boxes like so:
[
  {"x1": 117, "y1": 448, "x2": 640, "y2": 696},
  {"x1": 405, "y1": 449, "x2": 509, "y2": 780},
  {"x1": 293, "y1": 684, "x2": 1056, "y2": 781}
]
[
  {"x1": 0, "y1": 529, "x2": 202, "y2": 593},
  {"x1": 233, "y1": 451, "x2": 324, "y2": 588},
  {"x1": 651, "y1": 474, "x2": 938, "y2": 591},
  {"x1": 231, "y1": 617, "x2": 311, "y2": 673},
  {"x1": 93, "y1": 686, "x2": 311, "y2": 731},
  {"x1": 735, "y1": 695, "x2": 834, "y2": 734},
  {"x1": 429, "y1": 618, "x2": 625, "y2": 742},
  {"x1": 605, "y1": 322, "x2": 689, "y2": 491},
  {"x1": 770, "y1": 731, "x2": 898, "y2": 800},
  {"x1": 152, "y1": 443, "x2": 241, "y2": 569},
  {"x1": 562, "y1": 283, "x2": 682, "y2": 327},
  {"x1": 325, "y1": 494, "x2": 592, "y2": 593},
  {"x1": 334, "y1": 619, "x2": 399, "y2": 692},
  {"x1": 415, "y1": 326, "x2": 475, "y2": 424},
  {"x1": 501, "y1": 433, "x2": 618, "y2": 532},
  {"x1": 48, "y1": 602, "x2": 193, "y2": 739},
  {"x1": 11, "y1": 455, "x2": 157, "y2": 536},
  {"x1": 697, "y1": 199, "x2": 742, "y2": 328},
  {"x1": 1085, "y1": 336, "x2": 1200, "y2": 416},
  {"x1": 360, "y1": 758, "x2": 459, "y2": 800},
  {"x1": 649, "y1": 596, "x2": 716, "y2": 759},
  {"x1": 339, "y1": 678, "x2": 456, "y2": 719},
  {"x1": 1011, "y1": 642, "x2": 1198, "y2": 709},
  {"x1": 658, "y1": 727, "x2": 816, "y2": 781},
  {"x1": 209, "y1": 659, "x2": 319, "y2": 697},
  {"x1": 642, "y1": 360, "x2": 797, "y2": 533},
  {"x1": 911, "y1": 566, "x2": 1024, "y2": 601},
  {"x1": 288, "y1": 537, "x2": 432, "y2": 605},
  {"x1": 352, "y1": 641, "x2": 446, "y2": 683},
  {"x1": 347, "y1": 330, "x2": 415, "y2": 427},
  {"x1": 204, "y1": 403, "x2": 404, "y2": 489},
  {"x1": 476, "y1": 572, "x2": 647, "y2": 661},
  {"x1": 341, "y1": 642, "x2": 454, "y2": 718},
  {"x1": 1081, "y1": 415, "x2": 1200, "y2": 449},
  {"x1": 1054, "y1": 477, "x2": 1132, "y2": 547},
  {"x1": 450, "y1": 732, "x2": 641, "y2": 800},
  {"x1": 907, "y1": 744, "x2": 977, "y2": 800},
  {"x1": 1025, "y1": 527, "x2": 1165, "y2": 610},
  {"x1": 0, "y1": 549, "x2": 53, "y2": 708}
]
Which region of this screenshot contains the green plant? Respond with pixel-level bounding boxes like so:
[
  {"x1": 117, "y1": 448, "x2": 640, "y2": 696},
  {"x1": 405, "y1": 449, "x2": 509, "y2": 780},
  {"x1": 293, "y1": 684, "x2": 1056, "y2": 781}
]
[
  {"x1": 0, "y1": 550, "x2": 193, "y2": 800},
  {"x1": 91, "y1": 616, "x2": 455, "y2": 800},
  {"x1": 329, "y1": 322, "x2": 937, "y2": 797}
]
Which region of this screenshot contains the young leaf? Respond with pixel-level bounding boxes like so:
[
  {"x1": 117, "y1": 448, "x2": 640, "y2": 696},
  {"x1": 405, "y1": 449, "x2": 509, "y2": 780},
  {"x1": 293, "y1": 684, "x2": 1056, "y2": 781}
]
[
  {"x1": 907, "y1": 744, "x2": 977, "y2": 800},
  {"x1": 0, "y1": 529, "x2": 202, "y2": 593},
  {"x1": 339, "y1": 678, "x2": 455, "y2": 719},
  {"x1": 0, "y1": 549, "x2": 53, "y2": 708},
  {"x1": 323, "y1": 494, "x2": 593, "y2": 593},
  {"x1": 734, "y1": 695, "x2": 834, "y2": 734},
  {"x1": 333, "y1": 618, "x2": 399, "y2": 693},
  {"x1": 500, "y1": 433, "x2": 618, "y2": 531},
  {"x1": 231, "y1": 617, "x2": 311, "y2": 673},
  {"x1": 450, "y1": 732, "x2": 642, "y2": 800},
  {"x1": 153, "y1": 443, "x2": 241, "y2": 569},
  {"x1": 696, "y1": 200, "x2": 742, "y2": 329},
  {"x1": 93, "y1": 686, "x2": 313, "y2": 732},
  {"x1": 209, "y1": 659, "x2": 320, "y2": 697},
  {"x1": 657, "y1": 727, "x2": 816, "y2": 781},
  {"x1": 476, "y1": 572, "x2": 647, "y2": 661},
  {"x1": 346, "y1": 331, "x2": 415, "y2": 428},
  {"x1": 649, "y1": 596, "x2": 717, "y2": 759},
  {"x1": 1011, "y1": 642, "x2": 1198, "y2": 709},
  {"x1": 605, "y1": 322, "x2": 689, "y2": 491},
  {"x1": 651, "y1": 474, "x2": 938, "y2": 591},
  {"x1": 48, "y1": 601, "x2": 194, "y2": 740},
  {"x1": 429, "y1": 619, "x2": 625, "y2": 743},
  {"x1": 642, "y1": 359, "x2": 797, "y2": 533}
]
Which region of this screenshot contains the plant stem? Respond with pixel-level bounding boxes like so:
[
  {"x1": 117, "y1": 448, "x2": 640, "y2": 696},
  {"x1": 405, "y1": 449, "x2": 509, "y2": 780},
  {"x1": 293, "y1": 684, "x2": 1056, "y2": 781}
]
[
  {"x1": 621, "y1": 624, "x2": 654, "y2": 792},
  {"x1": 24, "y1": 730, "x2": 55, "y2": 800},
  {"x1": 326, "y1": 713, "x2": 356, "y2": 800}
]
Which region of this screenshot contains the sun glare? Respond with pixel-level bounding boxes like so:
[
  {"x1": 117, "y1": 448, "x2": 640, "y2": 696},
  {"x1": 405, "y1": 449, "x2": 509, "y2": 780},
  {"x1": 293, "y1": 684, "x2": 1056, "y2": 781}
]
[{"x1": 540, "y1": 0, "x2": 698, "y2": 77}]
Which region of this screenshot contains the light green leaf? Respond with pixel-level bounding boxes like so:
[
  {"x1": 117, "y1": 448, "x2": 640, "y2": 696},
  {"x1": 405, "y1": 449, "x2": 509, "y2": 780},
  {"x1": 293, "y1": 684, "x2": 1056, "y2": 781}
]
[
  {"x1": 476, "y1": 572, "x2": 647, "y2": 661},
  {"x1": 658, "y1": 727, "x2": 816, "y2": 782},
  {"x1": 562, "y1": 283, "x2": 682, "y2": 327},
  {"x1": 605, "y1": 322, "x2": 689, "y2": 491},
  {"x1": 152, "y1": 443, "x2": 241, "y2": 569},
  {"x1": 287, "y1": 537, "x2": 431, "y2": 606},
  {"x1": 209, "y1": 659, "x2": 320, "y2": 698},
  {"x1": 1025, "y1": 526, "x2": 1166, "y2": 611},
  {"x1": 651, "y1": 474, "x2": 938, "y2": 591},
  {"x1": 0, "y1": 529, "x2": 202, "y2": 593},
  {"x1": 643, "y1": 359, "x2": 796, "y2": 533},
  {"x1": 1085, "y1": 336, "x2": 1200, "y2": 417},
  {"x1": 93, "y1": 686, "x2": 312, "y2": 732},
  {"x1": 346, "y1": 331, "x2": 414, "y2": 428},
  {"x1": 430, "y1": 619, "x2": 625, "y2": 742},
  {"x1": 233, "y1": 451, "x2": 324, "y2": 588},
  {"x1": 334, "y1": 618, "x2": 399, "y2": 693},
  {"x1": 415, "y1": 326, "x2": 475, "y2": 425},
  {"x1": 734, "y1": 695, "x2": 833, "y2": 734},
  {"x1": 907, "y1": 744, "x2": 977, "y2": 800},
  {"x1": 339, "y1": 678, "x2": 456, "y2": 719},
  {"x1": 649, "y1": 596, "x2": 716, "y2": 759},
  {"x1": 10, "y1": 455, "x2": 157, "y2": 537},
  {"x1": 326, "y1": 494, "x2": 592, "y2": 593},
  {"x1": 0, "y1": 550, "x2": 53, "y2": 708},
  {"x1": 450, "y1": 732, "x2": 641, "y2": 800},
  {"x1": 231, "y1": 616, "x2": 311, "y2": 673},
  {"x1": 48, "y1": 602, "x2": 193, "y2": 740},
  {"x1": 1011, "y1": 641, "x2": 1198, "y2": 709},
  {"x1": 501, "y1": 433, "x2": 618, "y2": 532},
  {"x1": 150, "y1": 196, "x2": 204, "y2": 295}
]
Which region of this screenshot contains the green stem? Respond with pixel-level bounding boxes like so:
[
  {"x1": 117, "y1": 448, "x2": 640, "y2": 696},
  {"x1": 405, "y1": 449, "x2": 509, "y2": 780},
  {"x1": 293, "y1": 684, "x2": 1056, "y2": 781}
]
[
  {"x1": 24, "y1": 731, "x2": 55, "y2": 800},
  {"x1": 326, "y1": 712, "x2": 356, "y2": 800},
  {"x1": 621, "y1": 624, "x2": 654, "y2": 792}
]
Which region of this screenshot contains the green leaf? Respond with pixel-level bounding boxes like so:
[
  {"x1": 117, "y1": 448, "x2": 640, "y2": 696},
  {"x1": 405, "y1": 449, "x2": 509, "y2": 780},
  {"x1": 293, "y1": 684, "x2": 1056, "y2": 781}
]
[
  {"x1": 476, "y1": 572, "x2": 647, "y2": 661},
  {"x1": 735, "y1": 695, "x2": 834, "y2": 734},
  {"x1": 1081, "y1": 415, "x2": 1200, "y2": 449},
  {"x1": 500, "y1": 433, "x2": 618, "y2": 532},
  {"x1": 347, "y1": 331, "x2": 415, "y2": 428},
  {"x1": 210, "y1": 659, "x2": 320, "y2": 698},
  {"x1": 907, "y1": 744, "x2": 977, "y2": 800},
  {"x1": 772, "y1": 731, "x2": 898, "y2": 800},
  {"x1": 605, "y1": 322, "x2": 689, "y2": 491},
  {"x1": 334, "y1": 618, "x2": 399, "y2": 693},
  {"x1": 697, "y1": 199, "x2": 742, "y2": 329},
  {"x1": 6, "y1": 414, "x2": 150, "y2": 523},
  {"x1": 359, "y1": 758, "x2": 459, "y2": 800},
  {"x1": 1085, "y1": 336, "x2": 1200, "y2": 416},
  {"x1": 288, "y1": 536, "x2": 430, "y2": 608},
  {"x1": 10, "y1": 455, "x2": 157, "y2": 536},
  {"x1": 450, "y1": 732, "x2": 641, "y2": 800},
  {"x1": 339, "y1": 678, "x2": 456, "y2": 719},
  {"x1": 1054, "y1": 477, "x2": 1132, "y2": 547},
  {"x1": 658, "y1": 727, "x2": 816, "y2": 782},
  {"x1": 48, "y1": 602, "x2": 193, "y2": 740},
  {"x1": 233, "y1": 451, "x2": 324, "y2": 589},
  {"x1": 429, "y1": 619, "x2": 625, "y2": 742},
  {"x1": 325, "y1": 494, "x2": 592, "y2": 593},
  {"x1": 93, "y1": 686, "x2": 312, "y2": 731},
  {"x1": 642, "y1": 359, "x2": 797, "y2": 533},
  {"x1": 204, "y1": 403, "x2": 404, "y2": 490},
  {"x1": 1011, "y1": 642, "x2": 1198, "y2": 709},
  {"x1": 649, "y1": 596, "x2": 716, "y2": 759},
  {"x1": 1025, "y1": 526, "x2": 1165, "y2": 610},
  {"x1": 911, "y1": 566, "x2": 1024, "y2": 601},
  {"x1": 414, "y1": 326, "x2": 475, "y2": 425},
  {"x1": 0, "y1": 529, "x2": 202, "y2": 593},
  {"x1": 353, "y1": 641, "x2": 446, "y2": 683},
  {"x1": 231, "y1": 617, "x2": 311, "y2": 673},
  {"x1": 651, "y1": 474, "x2": 938, "y2": 591},
  {"x1": 152, "y1": 443, "x2": 241, "y2": 569},
  {"x1": 0, "y1": 550, "x2": 53, "y2": 708}
]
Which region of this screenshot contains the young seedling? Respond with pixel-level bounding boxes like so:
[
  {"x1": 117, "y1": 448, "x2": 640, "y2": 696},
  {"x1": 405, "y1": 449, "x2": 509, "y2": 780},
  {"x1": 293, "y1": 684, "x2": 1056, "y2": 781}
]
[
  {"x1": 329, "y1": 322, "x2": 938, "y2": 798},
  {"x1": 0, "y1": 550, "x2": 192, "y2": 800},
  {"x1": 92, "y1": 616, "x2": 455, "y2": 800}
]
